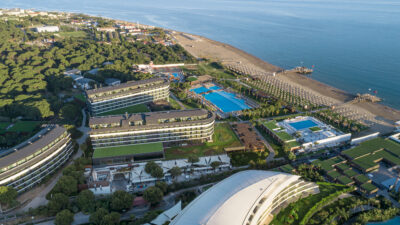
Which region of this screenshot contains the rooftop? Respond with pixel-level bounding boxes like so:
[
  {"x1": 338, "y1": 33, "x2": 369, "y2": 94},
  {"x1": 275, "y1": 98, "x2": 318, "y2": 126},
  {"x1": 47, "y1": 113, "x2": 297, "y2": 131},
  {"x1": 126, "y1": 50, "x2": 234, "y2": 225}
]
[
  {"x1": 85, "y1": 77, "x2": 165, "y2": 97},
  {"x1": 93, "y1": 142, "x2": 164, "y2": 159},
  {"x1": 171, "y1": 170, "x2": 306, "y2": 225},
  {"x1": 0, "y1": 125, "x2": 67, "y2": 170},
  {"x1": 90, "y1": 109, "x2": 214, "y2": 134}
]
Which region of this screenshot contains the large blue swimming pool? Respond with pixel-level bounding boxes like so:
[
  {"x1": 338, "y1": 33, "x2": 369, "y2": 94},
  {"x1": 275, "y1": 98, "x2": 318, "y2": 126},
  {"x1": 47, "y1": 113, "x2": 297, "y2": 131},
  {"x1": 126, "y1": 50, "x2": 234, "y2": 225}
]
[
  {"x1": 289, "y1": 120, "x2": 318, "y2": 130},
  {"x1": 190, "y1": 86, "x2": 221, "y2": 94},
  {"x1": 203, "y1": 91, "x2": 250, "y2": 112}
]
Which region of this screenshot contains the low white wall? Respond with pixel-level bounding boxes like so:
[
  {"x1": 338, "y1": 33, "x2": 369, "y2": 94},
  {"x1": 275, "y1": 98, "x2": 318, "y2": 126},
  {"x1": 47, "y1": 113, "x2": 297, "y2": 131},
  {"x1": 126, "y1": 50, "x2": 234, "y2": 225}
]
[
  {"x1": 302, "y1": 133, "x2": 352, "y2": 150},
  {"x1": 389, "y1": 133, "x2": 400, "y2": 144},
  {"x1": 351, "y1": 132, "x2": 380, "y2": 145}
]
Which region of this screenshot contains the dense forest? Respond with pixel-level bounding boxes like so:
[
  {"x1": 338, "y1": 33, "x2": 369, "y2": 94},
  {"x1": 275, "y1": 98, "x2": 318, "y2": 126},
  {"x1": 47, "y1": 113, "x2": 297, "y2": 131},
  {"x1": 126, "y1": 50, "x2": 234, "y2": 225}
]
[{"x1": 0, "y1": 17, "x2": 195, "y2": 120}]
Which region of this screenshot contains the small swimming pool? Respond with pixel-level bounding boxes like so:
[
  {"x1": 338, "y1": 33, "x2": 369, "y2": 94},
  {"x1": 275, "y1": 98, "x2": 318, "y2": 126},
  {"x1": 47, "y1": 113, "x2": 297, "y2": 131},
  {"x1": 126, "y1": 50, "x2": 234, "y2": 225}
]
[
  {"x1": 203, "y1": 91, "x2": 251, "y2": 112},
  {"x1": 289, "y1": 120, "x2": 318, "y2": 130},
  {"x1": 172, "y1": 72, "x2": 180, "y2": 78}
]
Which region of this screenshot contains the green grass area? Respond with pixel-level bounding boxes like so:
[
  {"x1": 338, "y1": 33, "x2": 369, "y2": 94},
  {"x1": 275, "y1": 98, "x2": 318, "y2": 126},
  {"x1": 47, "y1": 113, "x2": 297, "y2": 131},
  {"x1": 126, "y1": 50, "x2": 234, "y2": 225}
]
[
  {"x1": 337, "y1": 175, "x2": 353, "y2": 185},
  {"x1": 342, "y1": 138, "x2": 400, "y2": 159},
  {"x1": 7, "y1": 121, "x2": 41, "y2": 132},
  {"x1": 97, "y1": 104, "x2": 150, "y2": 116},
  {"x1": 0, "y1": 122, "x2": 11, "y2": 134},
  {"x1": 309, "y1": 126, "x2": 322, "y2": 132},
  {"x1": 169, "y1": 97, "x2": 182, "y2": 110},
  {"x1": 276, "y1": 131, "x2": 294, "y2": 141},
  {"x1": 164, "y1": 123, "x2": 241, "y2": 160},
  {"x1": 263, "y1": 120, "x2": 279, "y2": 130},
  {"x1": 352, "y1": 149, "x2": 400, "y2": 172},
  {"x1": 256, "y1": 126, "x2": 286, "y2": 158},
  {"x1": 195, "y1": 63, "x2": 237, "y2": 79},
  {"x1": 59, "y1": 31, "x2": 88, "y2": 38},
  {"x1": 360, "y1": 182, "x2": 378, "y2": 193},
  {"x1": 272, "y1": 183, "x2": 347, "y2": 225},
  {"x1": 354, "y1": 174, "x2": 371, "y2": 184},
  {"x1": 335, "y1": 163, "x2": 351, "y2": 171},
  {"x1": 73, "y1": 93, "x2": 86, "y2": 102},
  {"x1": 93, "y1": 142, "x2": 163, "y2": 158},
  {"x1": 343, "y1": 168, "x2": 359, "y2": 178},
  {"x1": 287, "y1": 141, "x2": 301, "y2": 149},
  {"x1": 187, "y1": 76, "x2": 198, "y2": 82},
  {"x1": 229, "y1": 151, "x2": 269, "y2": 167},
  {"x1": 312, "y1": 156, "x2": 346, "y2": 172},
  {"x1": 327, "y1": 170, "x2": 341, "y2": 179},
  {"x1": 279, "y1": 164, "x2": 295, "y2": 174}
]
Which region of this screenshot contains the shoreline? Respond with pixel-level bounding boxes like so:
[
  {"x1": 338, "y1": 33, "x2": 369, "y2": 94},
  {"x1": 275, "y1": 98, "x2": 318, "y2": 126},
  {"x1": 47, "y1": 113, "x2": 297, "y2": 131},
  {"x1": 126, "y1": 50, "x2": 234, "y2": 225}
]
[{"x1": 172, "y1": 31, "x2": 400, "y2": 134}]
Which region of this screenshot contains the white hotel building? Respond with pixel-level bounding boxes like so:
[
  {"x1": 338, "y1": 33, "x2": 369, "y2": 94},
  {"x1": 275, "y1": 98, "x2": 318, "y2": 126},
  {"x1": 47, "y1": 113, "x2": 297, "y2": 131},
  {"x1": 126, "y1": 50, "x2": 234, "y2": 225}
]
[
  {"x1": 85, "y1": 77, "x2": 169, "y2": 115},
  {"x1": 171, "y1": 170, "x2": 319, "y2": 225},
  {"x1": 0, "y1": 126, "x2": 73, "y2": 193}
]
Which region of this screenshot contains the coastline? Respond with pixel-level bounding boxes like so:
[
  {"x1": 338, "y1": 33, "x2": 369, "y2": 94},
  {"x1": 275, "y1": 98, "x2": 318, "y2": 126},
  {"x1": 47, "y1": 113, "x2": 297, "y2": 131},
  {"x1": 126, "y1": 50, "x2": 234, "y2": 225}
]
[{"x1": 172, "y1": 31, "x2": 400, "y2": 134}]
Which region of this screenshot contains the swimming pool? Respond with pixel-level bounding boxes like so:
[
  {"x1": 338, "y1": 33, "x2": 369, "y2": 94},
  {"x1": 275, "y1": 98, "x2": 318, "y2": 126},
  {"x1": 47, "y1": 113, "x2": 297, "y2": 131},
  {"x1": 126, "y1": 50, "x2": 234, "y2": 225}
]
[
  {"x1": 203, "y1": 91, "x2": 251, "y2": 112},
  {"x1": 289, "y1": 120, "x2": 318, "y2": 130},
  {"x1": 191, "y1": 87, "x2": 210, "y2": 94},
  {"x1": 190, "y1": 86, "x2": 221, "y2": 94}
]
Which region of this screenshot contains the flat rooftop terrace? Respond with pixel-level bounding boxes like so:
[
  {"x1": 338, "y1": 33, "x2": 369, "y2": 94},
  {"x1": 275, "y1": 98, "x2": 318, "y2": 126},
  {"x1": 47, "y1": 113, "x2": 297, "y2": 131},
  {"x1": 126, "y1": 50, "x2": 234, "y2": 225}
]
[{"x1": 93, "y1": 142, "x2": 164, "y2": 159}]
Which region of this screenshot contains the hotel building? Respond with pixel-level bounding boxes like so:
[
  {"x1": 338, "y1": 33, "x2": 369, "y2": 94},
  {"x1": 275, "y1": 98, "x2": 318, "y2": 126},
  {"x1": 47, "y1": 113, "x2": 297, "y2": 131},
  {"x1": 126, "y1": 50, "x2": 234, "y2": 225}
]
[
  {"x1": 89, "y1": 109, "x2": 215, "y2": 164},
  {"x1": 0, "y1": 126, "x2": 73, "y2": 193},
  {"x1": 171, "y1": 170, "x2": 319, "y2": 225},
  {"x1": 86, "y1": 77, "x2": 169, "y2": 115}
]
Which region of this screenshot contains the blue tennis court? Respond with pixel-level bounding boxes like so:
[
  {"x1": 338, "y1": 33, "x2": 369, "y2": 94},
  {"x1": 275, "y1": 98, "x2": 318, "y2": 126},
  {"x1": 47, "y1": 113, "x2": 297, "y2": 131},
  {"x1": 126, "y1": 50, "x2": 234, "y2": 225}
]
[
  {"x1": 203, "y1": 91, "x2": 251, "y2": 112},
  {"x1": 289, "y1": 120, "x2": 318, "y2": 130}
]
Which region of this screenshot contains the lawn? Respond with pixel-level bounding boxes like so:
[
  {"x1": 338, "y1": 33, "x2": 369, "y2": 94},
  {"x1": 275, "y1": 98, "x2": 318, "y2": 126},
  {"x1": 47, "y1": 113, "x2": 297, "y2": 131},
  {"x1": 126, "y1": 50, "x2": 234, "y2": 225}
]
[
  {"x1": 169, "y1": 97, "x2": 182, "y2": 110},
  {"x1": 256, "y1": 126, "x2": 286, "y2": 158},
  {"x1": 187, "y1": 76, "x2": 198, "y2": 82},
  {"x1": 164, "y1": 123, "x2": 241, "y2": 160},
  {"x1": 271, "y1": 183, "x2": 346, "y2": 225},
  {"x1": 93, "y1": 142, "x2": 163, "y2": 158},
  {"x1": 0, "y1": 122, "x2": 11, "y2": 134},
  {"x1": 263, "y1": 120, "x2": 279, "y2": 130},
  {"x1": 97, "y1": 104, "x2": 150, "y2": 116},
  {"x1": 74, "y1": 93, "x2": 86, "y2": 102},
  {"x1": 7, "y1": 121, "x2": 41, "y2": 132},
  {"x1": 59, "y1": 31, "x2": 88, "y2": 38},
  {"x1": 309, "y1": 126, "x2": 322, "y2": 132}
]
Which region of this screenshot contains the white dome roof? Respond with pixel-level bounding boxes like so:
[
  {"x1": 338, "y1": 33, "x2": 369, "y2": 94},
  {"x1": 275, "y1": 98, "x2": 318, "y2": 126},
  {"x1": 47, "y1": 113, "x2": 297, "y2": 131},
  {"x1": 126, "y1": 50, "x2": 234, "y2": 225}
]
[{"x1": 171, "y1": 170, "x2": 302, "y2": 225}]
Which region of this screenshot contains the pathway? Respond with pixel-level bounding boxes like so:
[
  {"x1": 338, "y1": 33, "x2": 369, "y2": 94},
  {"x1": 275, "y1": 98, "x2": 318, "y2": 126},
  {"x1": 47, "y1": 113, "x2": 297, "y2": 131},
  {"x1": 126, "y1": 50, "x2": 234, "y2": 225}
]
[
  {"x1": 170, "y1": 93, "x2": 186, "y2": 110},
  {"x1": 15, "y1": 110, "x2": 89, "y2": 213}
]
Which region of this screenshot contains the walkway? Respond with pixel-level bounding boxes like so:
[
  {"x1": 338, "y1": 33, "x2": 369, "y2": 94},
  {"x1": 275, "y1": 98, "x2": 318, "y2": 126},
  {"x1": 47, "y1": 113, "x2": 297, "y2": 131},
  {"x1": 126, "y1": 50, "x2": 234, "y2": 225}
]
[
  {"x1": 170, "y1": 93, "x2": 186, "y2": 110},
  {"x1": 15, "y1": 110, "x2": 89, "y2": 213}
]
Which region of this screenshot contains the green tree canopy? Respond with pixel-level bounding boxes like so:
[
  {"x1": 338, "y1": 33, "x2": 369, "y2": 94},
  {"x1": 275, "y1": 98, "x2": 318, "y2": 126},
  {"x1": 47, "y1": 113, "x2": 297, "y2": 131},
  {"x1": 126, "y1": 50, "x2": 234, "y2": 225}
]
[
  {"x1": 143, "y1": 186, "x2": 164, "y2": 205},
  {"x1": 55, "y1": 209, "x2": 74, "y2": 225}
]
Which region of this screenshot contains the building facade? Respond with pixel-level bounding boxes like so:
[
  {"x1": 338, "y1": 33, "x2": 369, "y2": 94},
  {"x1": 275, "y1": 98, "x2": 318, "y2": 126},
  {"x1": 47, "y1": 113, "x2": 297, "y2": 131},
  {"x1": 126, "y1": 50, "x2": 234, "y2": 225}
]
[
  {"x1": 89, "y1": 109, "x2": 215, "y2": 149},
  {"x1": 0, "y1": 126, "x2": 73, "y2": 193},
  {"x1": 171, "y1": 170, "x2": 319, "y2": 225},
  {"x1": 85, "y1": 78, "x2": 169, "y2": 115},
  {"x1": 34, "y1": 26, "x2": 60, "y2": 33}
]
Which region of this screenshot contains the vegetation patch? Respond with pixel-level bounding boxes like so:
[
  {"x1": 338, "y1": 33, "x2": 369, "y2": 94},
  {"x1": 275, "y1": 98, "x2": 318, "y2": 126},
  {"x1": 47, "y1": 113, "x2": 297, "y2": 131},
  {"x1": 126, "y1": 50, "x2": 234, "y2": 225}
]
[
  {"x1": 97, "y1": 104, "x2": 150, "y2": 116},
  {"x1": 93, "y1": 142, "x2": 163, "y2": 158},
  {"x1": 164, "y1": 123, "x2": 241, "y2": 159},
  {"x1": 309, "y1": 126, "x2": 321, "y2": 132},
  {"x1": 7, "y1": 121, "x2": 41, "y2": 132}
]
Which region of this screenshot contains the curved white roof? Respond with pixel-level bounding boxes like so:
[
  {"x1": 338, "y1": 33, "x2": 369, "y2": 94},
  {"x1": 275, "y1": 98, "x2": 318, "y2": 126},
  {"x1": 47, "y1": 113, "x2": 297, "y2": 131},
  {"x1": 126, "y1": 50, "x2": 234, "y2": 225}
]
[{"x1": 171, "y1": 170, "x2": 302, "y2": 225}]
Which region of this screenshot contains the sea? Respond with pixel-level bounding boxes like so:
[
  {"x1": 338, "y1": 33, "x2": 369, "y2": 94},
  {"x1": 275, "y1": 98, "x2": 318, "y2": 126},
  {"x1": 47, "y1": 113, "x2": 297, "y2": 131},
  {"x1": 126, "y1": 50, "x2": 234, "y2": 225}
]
[{"x1": 1, "y1": 0, "x2": 399, "y2": 109}]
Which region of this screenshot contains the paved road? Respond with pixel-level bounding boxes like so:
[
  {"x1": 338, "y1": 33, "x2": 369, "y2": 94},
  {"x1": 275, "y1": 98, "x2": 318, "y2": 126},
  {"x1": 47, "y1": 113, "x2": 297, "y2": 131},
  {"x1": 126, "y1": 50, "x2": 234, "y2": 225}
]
[
  {"x1": 251, "y1": 125, "x2": 276, "y2": 162},
  {"x1": 16, "y1": 110, "x2": 89, "y2": 213}
]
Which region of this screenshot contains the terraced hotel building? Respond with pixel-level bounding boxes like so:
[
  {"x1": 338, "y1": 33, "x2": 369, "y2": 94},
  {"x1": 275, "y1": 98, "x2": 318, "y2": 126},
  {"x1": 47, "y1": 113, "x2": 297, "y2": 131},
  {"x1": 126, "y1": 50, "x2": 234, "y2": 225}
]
[
  {"x1": 86, "y1": 77, "x2": 169, "y2": 115},
  {"x1": 89, "y1": 109, "x2": 215, "y2": 164},
  {"x1": 171, "y1": 170, "x2": 319, "y2": 225},
  {"x1": 0, "y1": 126, "x2": 73, "y2": 193}
]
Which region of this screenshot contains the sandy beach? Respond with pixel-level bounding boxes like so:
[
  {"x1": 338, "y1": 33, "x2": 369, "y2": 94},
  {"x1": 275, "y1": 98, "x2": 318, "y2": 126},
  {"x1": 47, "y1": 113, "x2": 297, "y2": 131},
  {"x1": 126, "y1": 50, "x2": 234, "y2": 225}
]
[{"x1": 174, "y1": 32, "x2": 400, "y2": 135}]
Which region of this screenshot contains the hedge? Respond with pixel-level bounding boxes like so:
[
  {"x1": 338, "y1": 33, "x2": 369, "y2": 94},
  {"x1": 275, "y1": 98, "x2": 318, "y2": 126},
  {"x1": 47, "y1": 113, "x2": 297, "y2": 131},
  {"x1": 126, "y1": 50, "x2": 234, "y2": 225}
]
[{"x1": 299, "y1": 184, "x2": 355, "y2": 225}]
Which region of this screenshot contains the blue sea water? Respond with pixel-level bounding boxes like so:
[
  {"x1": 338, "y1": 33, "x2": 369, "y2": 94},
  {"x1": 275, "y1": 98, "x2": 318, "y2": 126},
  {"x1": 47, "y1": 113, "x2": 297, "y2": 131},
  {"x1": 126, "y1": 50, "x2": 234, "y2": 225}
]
[
  {"x1": 367, "y1": 216, "x2": 400, "y2": 225},
  {"x1": 1, "y1": 0, "x2": 400, "y2": 109}
]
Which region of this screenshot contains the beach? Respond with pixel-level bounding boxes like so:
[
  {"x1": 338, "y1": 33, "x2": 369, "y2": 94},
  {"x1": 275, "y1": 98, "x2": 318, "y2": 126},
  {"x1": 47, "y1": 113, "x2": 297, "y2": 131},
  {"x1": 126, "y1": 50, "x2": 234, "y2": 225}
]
[{"x1": 174, "y1": 32, "x2": 400, "y2": 135}]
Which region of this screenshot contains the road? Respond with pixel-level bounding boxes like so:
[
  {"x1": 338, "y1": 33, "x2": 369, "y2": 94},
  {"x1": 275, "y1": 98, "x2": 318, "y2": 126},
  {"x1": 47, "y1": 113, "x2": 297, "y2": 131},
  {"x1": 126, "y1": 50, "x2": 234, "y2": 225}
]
[
  {"x1": 36, "y1": 182, "x2": 217, "y2": 225},
  {"x1": 16, "y1": 110, "x2": 89, "y2": 213}
]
